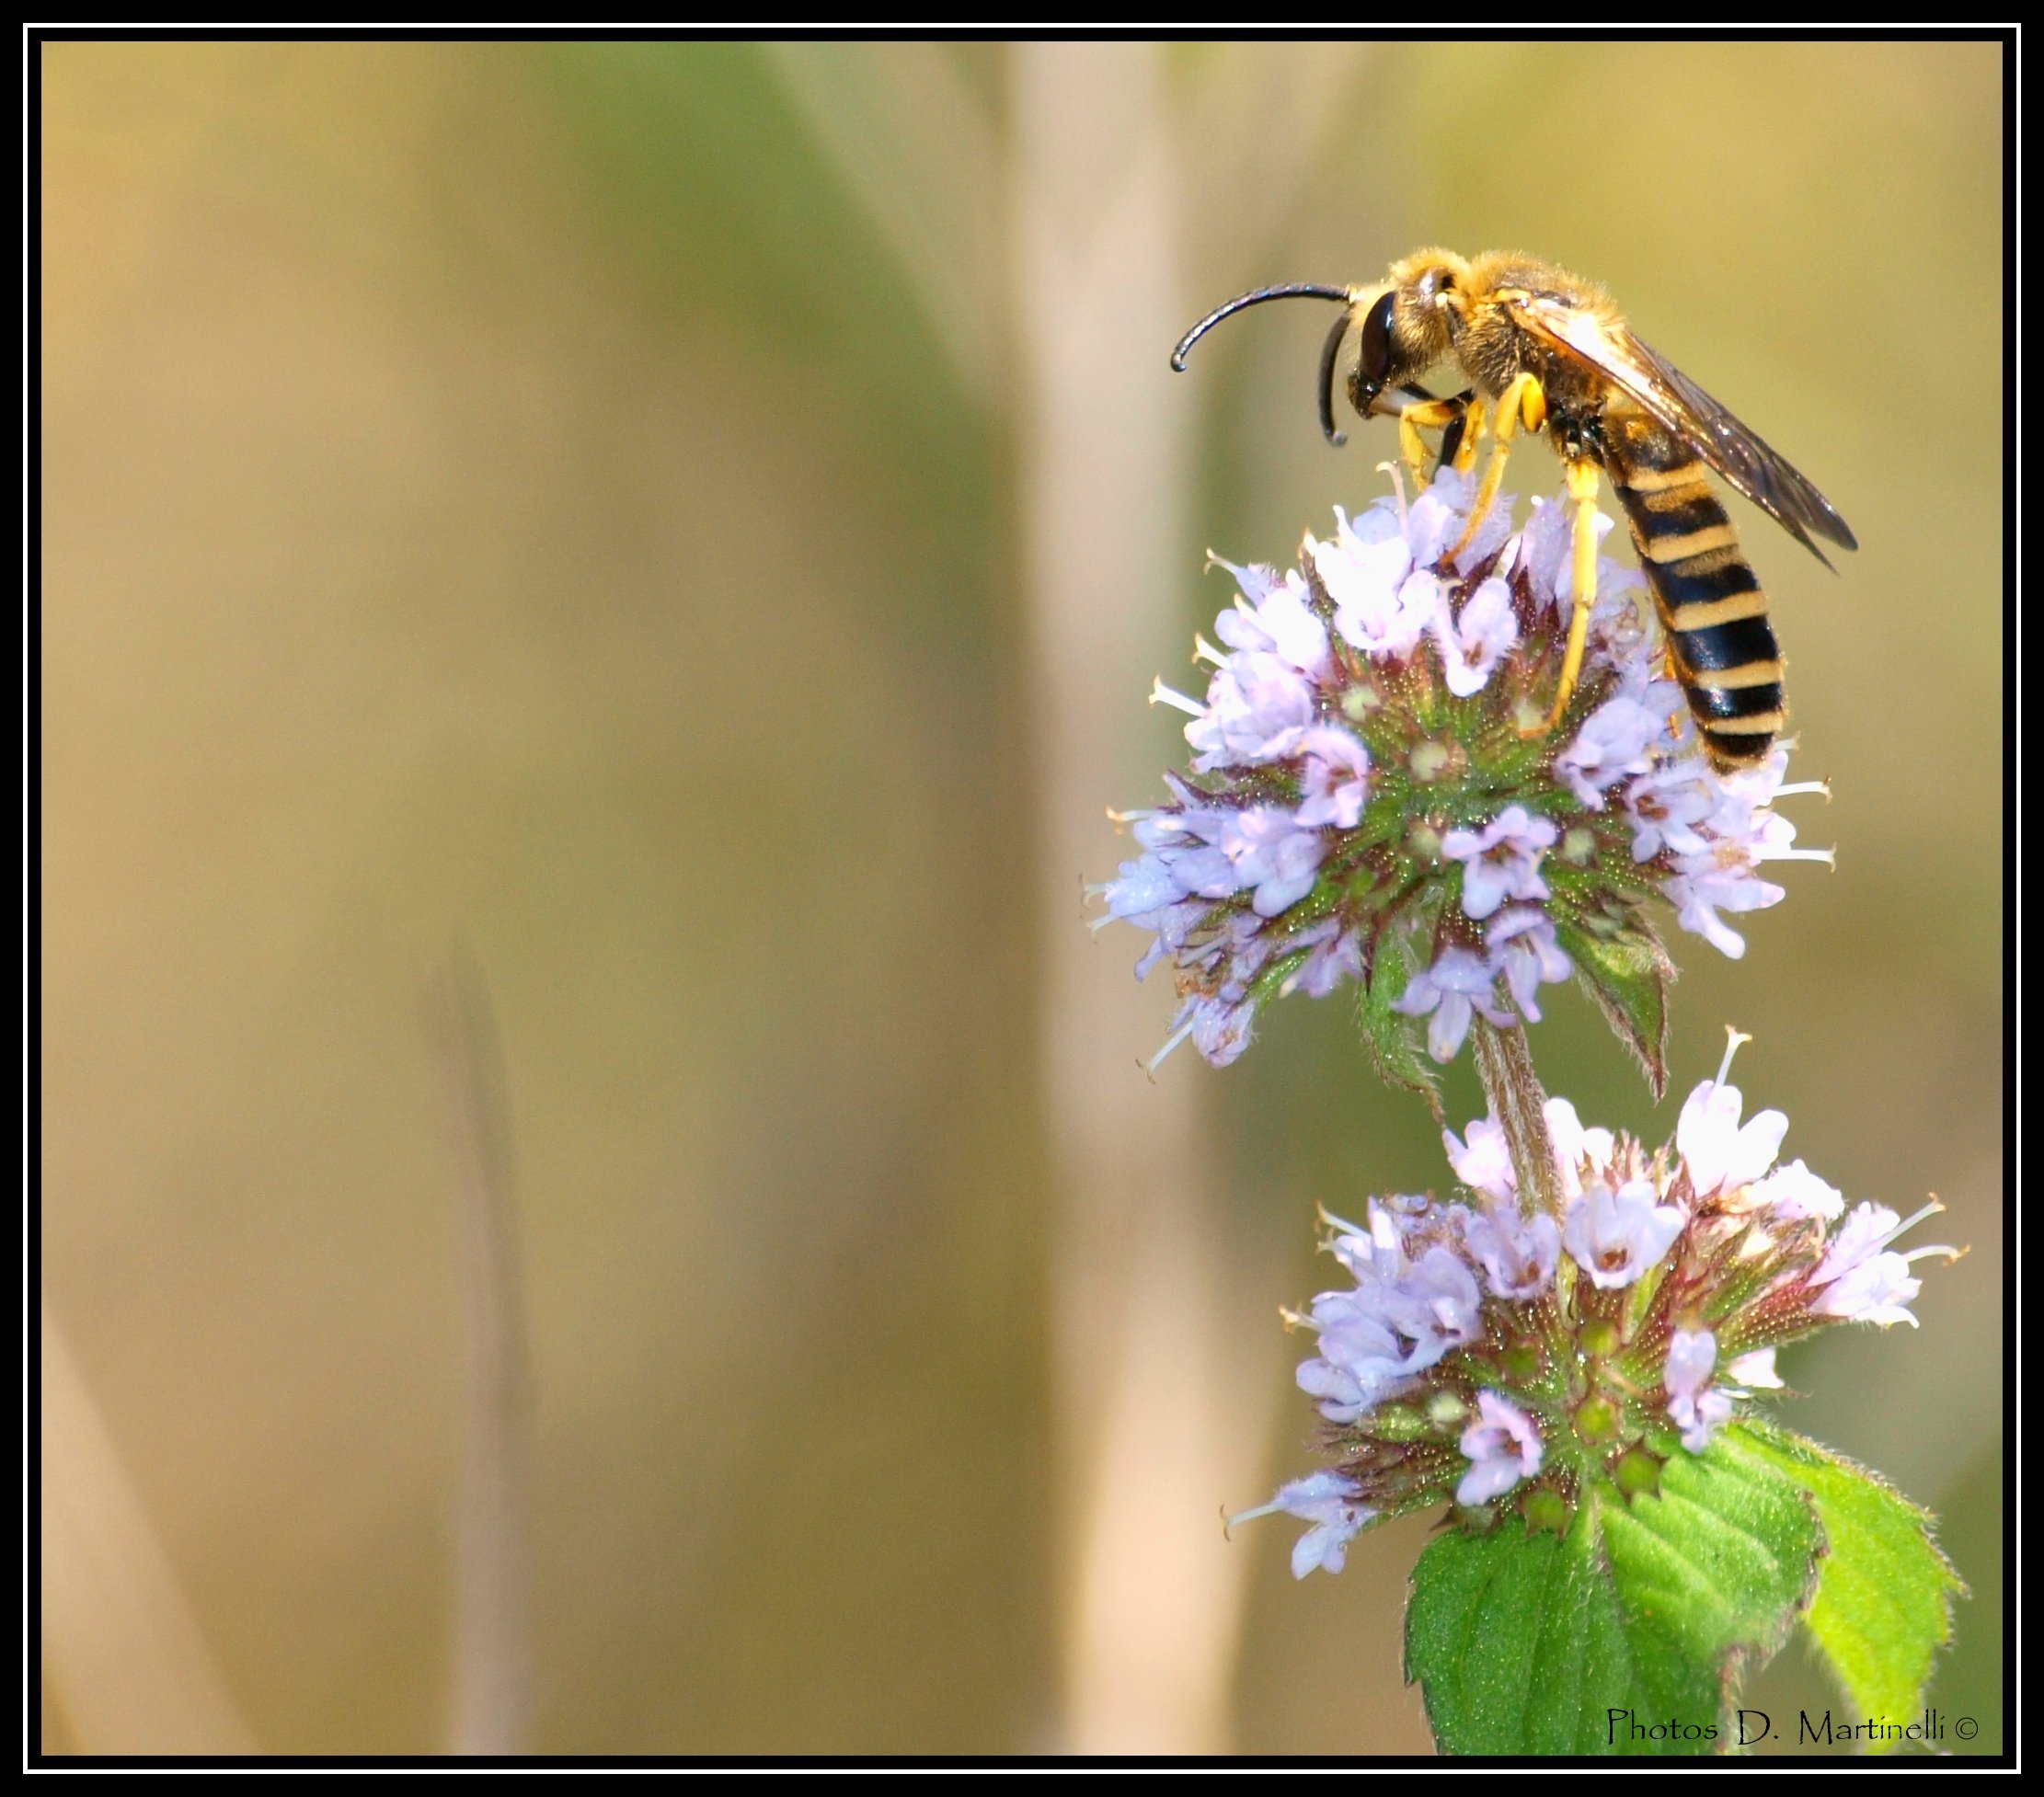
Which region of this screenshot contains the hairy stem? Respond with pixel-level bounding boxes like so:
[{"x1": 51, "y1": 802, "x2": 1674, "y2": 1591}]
[{"x1": 1473, "y1": 1019, "x2": 1561, "y2": 1218}]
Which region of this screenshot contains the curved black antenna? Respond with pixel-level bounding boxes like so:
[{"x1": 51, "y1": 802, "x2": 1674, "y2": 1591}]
[
  {"x1": 1315, "y1": 310, "x2": 1352, "y2": 446},
  {"x1": 1168, "y1": 282, "x2": 1351, "y2": 372}
]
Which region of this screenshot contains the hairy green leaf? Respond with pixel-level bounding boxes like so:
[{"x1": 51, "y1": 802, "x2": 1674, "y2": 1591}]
[
  {"x1": 1724, "y1": 1424, "x2": 1963, "y2": 1751},
  {"x1": 1358, "y1": 927, "x2": 1441, "y2": 1119},
  {"x1": 1554, "y1": 910, "x2": 1672, "y2": 1099},
  {"x1": 1406, "y1": 1444, "x2": 1820, "y2": 1756}
]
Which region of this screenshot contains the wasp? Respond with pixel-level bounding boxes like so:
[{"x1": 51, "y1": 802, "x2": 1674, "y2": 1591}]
[{"x1": 1169, "y1": 250, "x2": 1856, "y2": 769}]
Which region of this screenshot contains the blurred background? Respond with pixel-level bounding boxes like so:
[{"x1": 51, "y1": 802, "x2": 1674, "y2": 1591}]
[{"x1": 40, "y1": 40, "x2": 2001, "y2": 1757}]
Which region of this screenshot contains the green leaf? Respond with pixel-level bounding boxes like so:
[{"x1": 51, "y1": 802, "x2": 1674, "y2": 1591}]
[
  {"x1": 1553, "y1": 910, "x2": 1673, "y2": 1099},
  {"x1": 1723, "y1": 1424, "x2": 1964, "y2": 1750},
  {"x1": 1357, "y1": 927, "x2": 1441, "y2": 1119},
  {"x1": 1406, "y1": 1445, "x2": 1820, "y2": 1756}
]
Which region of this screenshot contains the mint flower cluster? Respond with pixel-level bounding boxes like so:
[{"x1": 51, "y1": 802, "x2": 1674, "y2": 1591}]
[
  {"x1": 1234, "y1": 1041, "x2": 1958, "y2": 1579},
  {"x1": 1096, "y1": 468, "x2": 1832, "y2": 1071}
]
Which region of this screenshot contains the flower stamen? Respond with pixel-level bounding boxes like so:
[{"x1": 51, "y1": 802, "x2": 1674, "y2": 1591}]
[
  {"x1": 1149, "y1": 677, "x2": 1206, "y2": 717},
  {"x1": 1145, "y1": 1018, "x2": 1196, "y2": 1074}
]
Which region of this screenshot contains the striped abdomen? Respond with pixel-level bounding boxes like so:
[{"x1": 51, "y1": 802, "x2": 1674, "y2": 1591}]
[{"x1": 1605, "y1": 418, "x2": 1783, "y2": 770}]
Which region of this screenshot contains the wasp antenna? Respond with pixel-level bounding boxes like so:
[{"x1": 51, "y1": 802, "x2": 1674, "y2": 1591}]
[
  {"x1": 1169, "y1": 282, "x2": 1352, "y2": 372},
  {"x1": 1315, "y1": 309, "x2": 1352, "y2": 445}
]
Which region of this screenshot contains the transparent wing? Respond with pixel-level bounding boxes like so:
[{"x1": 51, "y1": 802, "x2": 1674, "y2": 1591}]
[{"x1": 1503, "y1": 291, "x2": 1857, "y2": 563}]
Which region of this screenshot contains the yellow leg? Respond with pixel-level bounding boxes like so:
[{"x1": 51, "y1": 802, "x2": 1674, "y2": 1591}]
[
  {"x1": 1452, "y1": 398, "x2": 1486, "y2": 474},
  {"x1": 1396, "y1": 397, "x2": 1471, "y2": 486},
  {"x1": 1449, "y1": 372, "x2": 1546, "y2": 561},
  {"x1": 1522, "y1": 459, "x2": 1602, "y2": 738}
]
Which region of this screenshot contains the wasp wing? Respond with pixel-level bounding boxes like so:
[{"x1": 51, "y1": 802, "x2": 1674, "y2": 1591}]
[{"x1": 1501, "y1": 290, "x2": 1857, "y2": 564}]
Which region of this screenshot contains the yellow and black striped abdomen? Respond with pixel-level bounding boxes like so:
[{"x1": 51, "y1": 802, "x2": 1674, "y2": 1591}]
[{"x1": 1607, "y1": 426, "x2": 1783, "y2": 770}]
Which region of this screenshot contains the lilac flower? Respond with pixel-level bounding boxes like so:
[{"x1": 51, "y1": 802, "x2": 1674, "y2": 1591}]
[
  {"x1": 1706, "y1": 783, "x2": 1801, "y2": 850},
  {"x1": 1312, "y1": 509, "x2": 1434, "y2": 659},
  {"x1": 1457, "y1": 1392, "x2": 1544, "y2": 1505},
  {"x1": 1294, "y1": 725, "x2": 1370, "y2": 828},
  {"x1": 1663, "y1": 1326, "x2": 1716, "y2": 1403},
  {"x1": 1556, "y1": 692, "x2": 1663, "y2": 808},
  {"x1": 1544, "y1": 1096, "x2": 1616, "y2": 1200},
  {"x1": 1217, "y1": 807, "x2": 1325, "y2": 917},
  {"x1": 1309, "y1": 504, "x2": 1409, "y2": 608},
  {"x1": 1433, "y1": 576, "x2": 1518, "y2": 697},
  {"x1": 1747, "y1": 1158, "x2": 1845, "y2": 1222},
  {"x1": 1706, "y1": 749, "x2": 1836, "y2": 834},
  {"x1": 1296, "y1": 1210, "x2": 1429, "y2": 1420},
  {"x1": 1676, "y1": 1078, "x2": 1789, "y2": 1200},
  {"x1": 1342, "y1": 567, "x2": 1443, "y2": 660},
  {"x1": 1451, "y1": 1099, "x2": 1612, "y2": 1207},
  {"x1": 1383, "y1": 1245, "x2": 1487, "y2": 1372},
  {"x1": 1393, "y1": 946, "x2": 1514, "y2": 1061},
  {"x1": 1442, "y1": 1113, "x2": 1515, "y2": 1203},
  {"x1": 1323, "y1": 1201, "x2": 1404, "y2": 1283},
  {"x1": 1812, "y1": 1251, "x2": 1921, "y2": 1327},
  {"x1": 1519, "y1": 491, "x2": 1615, "y2": 611},
  {"x1": 1442, "y1": 805, "x2": 1556, "y2": 921},
  {"x1": 1809, "y1": 1201, "x2": 1957, "y2": 1328},
  {"x1": 1519, "y1": 499, "x2": 1657, "y2": 674},
  {"x1": 1563, "y1": 1178, "x2": 1684, "y2": 1288},
  {"x1": 1127, "y1": 906, "x2": 1202, "y2": 984},
  {"x1": 1100, "y1": 853, "x2": 1187, "y2": 921},
  {"x1": 1487, "y1": 908, "x2": 1572, "y2": 1023},
  {"x1": 1229, "y1": 1472, "x2": 1375, "y2": 1579},
  {"x1": 1623, "y1": 762, "x2": 1716, "y2": 862},
  {"x1": 1186, "y1": 993, "x2": 1257, "y2": 1066},
  {"x1": 1185, "y1": 650, "x2": 1317, "y2": 769},
  {"x1": 1206, "y1": 554, "x2": 1284, "y2": 608},
  {"x1": 1662, "y1": 812, "x2": 1828, "y2": 957},
  {"x1": 1663, "y1": 856, "x2": 1786, "y2": 959},
  {"x1": 1406, "y1": 464, "x2": 1513, "y2": 572},
  {"x1": 1329, "y1": 1209, "x2": 1485, "y2": 1375},
  {"x1": 1726, "y1": 1347, "x2": 1784, "y2": 1390},
  {"x1": 1153, "y1": 990, "x2": 1258, "y2": 1072},
  {"x1": 1464, "y1": 1204, "x2": 1562, "y2": 1300},
  {"x1": 1672, "y1": 813, "x2": 1834, "y2": 960},
  {"x1": 1147, "y1": 807, "x2": 1250, "y2": 898},
  {"x1": 1404, "y1": 468, "x2": 1487, "y2": 569},
  {"x1": 1210, "y1": 565, "x2": 1331, "y2": 678},
  {"x1": 1663, "y1": 1327, "x2": 1732, "y2": 1452},
  {"x1": 1296, "y1": 1288, "x2": 1409, "y2": 1423},
  {"x1": 1284, "y1": 921, "x2": 1364, "y2": 999}
]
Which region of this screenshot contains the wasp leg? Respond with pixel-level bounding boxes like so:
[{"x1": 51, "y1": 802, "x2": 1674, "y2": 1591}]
[
  {"x1": 1522, "y1": 458, "x2": 1602, "y2": 739},
  {"x1": 1446, "y1": 395, "x2": 1484, "y2": 475},
  {"x1": 1396, "y1": 395, "x2": 1472, "y2": 487},
  {"x1": 1449, "y1": 372, "x2": 1546, "y2": 563}
]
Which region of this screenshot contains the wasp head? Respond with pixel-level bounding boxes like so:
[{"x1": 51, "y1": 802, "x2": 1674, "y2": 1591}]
[
  {"x1": 1342, "y1": 248, "x2": 1469, "y2": 428},
  {"x1": 1168, "y1": 252, "x2": 1472, "y2": 446}
]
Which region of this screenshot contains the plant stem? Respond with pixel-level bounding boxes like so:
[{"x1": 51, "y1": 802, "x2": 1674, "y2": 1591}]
[{"x1": 1473, "y1": 1019, "x2": 1562, "y2": 1218}]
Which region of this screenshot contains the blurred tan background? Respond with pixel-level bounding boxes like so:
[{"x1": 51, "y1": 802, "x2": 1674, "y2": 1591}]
[{"x1": 41, "y1": 40, "x2": 2001, "y2": 1757}]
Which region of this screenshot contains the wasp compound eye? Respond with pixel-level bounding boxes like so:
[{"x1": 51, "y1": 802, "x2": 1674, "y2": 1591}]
[{"x1": 1359, "y1": 290, "x2": 1396, "y2": 395}]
